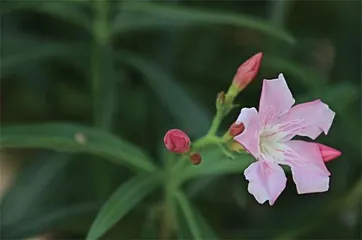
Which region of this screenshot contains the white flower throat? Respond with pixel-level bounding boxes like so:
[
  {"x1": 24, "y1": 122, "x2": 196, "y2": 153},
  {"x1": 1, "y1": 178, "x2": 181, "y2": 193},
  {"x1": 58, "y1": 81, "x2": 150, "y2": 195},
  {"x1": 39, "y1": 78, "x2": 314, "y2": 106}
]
[{"x1": 259, "y1": 126, "x2": 286, "y2": 163}]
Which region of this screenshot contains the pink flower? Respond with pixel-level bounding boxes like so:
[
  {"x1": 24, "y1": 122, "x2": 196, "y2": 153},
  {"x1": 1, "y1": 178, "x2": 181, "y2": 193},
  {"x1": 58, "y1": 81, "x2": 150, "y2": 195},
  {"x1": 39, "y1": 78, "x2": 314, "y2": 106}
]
[
  {"x1": 232, "y1": 52, "x2": 263, "y2": 89},
  {"x1": 316, "y1": 143, "x2": 341, "y2": 162},
  {"x1": 163, "y1": 129, "x2": 190, "y2": 154},
  {"x1": 234, "y1": 73, "x2": 339, "y2": 205}
]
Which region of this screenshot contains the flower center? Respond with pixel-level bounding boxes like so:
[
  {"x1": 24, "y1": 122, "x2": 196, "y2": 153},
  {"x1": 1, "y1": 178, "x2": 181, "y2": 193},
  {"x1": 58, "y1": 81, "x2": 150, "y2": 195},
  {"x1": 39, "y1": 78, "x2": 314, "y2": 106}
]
[{"x1": 259, "y1": 127, "x2": 286, "y2": 163}]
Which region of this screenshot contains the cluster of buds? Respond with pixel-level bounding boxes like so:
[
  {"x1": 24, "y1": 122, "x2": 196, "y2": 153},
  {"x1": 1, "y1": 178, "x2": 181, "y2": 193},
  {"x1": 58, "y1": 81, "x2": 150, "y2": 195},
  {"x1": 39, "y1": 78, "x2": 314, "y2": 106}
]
[
  {"x1": 163, "y1": 52, "x2": 341, "y2": 165},
  {"x1": 163, "y1": 129, "x2": 201, "y2": 165}
]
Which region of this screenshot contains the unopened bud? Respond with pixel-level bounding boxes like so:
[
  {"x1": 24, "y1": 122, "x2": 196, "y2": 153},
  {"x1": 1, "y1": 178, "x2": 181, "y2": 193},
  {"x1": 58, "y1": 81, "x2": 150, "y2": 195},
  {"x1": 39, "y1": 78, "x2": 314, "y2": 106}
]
[
  {"x1": 225, "y1": 52, "x2": 263, "y2": 103},
  {"x1": 190, "y1": 153, "x2": 202, "y2": 165},
  {"x1": 229, "y1": 122, "x2": 245, "y2": 137},
  {"x1": 232, "y1": 52, "x2": 262, "y2": 90},
  {"x1": 316, "y1": 143, "x2": 341, "y2": 162},
  {"x1": 163, "y1": 129, "x2": 191, "y2": 154}
]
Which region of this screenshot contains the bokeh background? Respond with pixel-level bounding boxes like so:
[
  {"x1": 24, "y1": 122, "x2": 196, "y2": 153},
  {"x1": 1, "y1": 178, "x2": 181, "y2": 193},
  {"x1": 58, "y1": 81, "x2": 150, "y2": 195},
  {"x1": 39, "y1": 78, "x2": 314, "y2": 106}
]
[{"x1": 0, "y1": 0, "x2": 361, "y2": 239}]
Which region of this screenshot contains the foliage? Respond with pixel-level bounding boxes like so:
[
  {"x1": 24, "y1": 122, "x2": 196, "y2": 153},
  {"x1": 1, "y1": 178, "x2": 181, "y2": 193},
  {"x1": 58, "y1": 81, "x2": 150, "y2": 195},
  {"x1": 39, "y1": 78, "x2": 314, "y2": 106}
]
[{"x1": 0, "y1": 0, "x2": 361, "y2": 239}]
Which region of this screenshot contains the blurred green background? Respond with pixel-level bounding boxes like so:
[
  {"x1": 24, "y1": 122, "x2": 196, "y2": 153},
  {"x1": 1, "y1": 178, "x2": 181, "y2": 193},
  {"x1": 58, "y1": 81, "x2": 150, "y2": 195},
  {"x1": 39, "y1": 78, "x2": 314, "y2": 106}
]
[{"x1": 0, "y1": 0, "x2": 361, "y2": 239}]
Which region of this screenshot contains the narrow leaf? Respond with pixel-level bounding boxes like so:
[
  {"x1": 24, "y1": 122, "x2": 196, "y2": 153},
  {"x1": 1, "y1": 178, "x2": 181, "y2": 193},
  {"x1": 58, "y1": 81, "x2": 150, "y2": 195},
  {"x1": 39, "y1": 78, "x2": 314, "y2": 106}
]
[
  {"x1": 114, "y1": 2, "x2": 295, "y2": 44},
  {"x1": 2, "y1": 202, "x2": 99, "y2": 239},
  {"x1": 116, "y1": 52, "x2": 211, "y2": 138},
  {"x1": 299, "y1": 82, "x2": 359, "y2": 111},
  {"x1": 0, "y1": 153, "x2": 71, "y2": 228},
  {"x1": 0, "y1": 123, "x2": 157, "y2": 172},
  {"x1": 86, "y1": 173, "x2": 162, "y2": 240},
  {"x1": 91, "y1": 0, "x2": 117, "y2": 130},
  {"x1": 264, "y1": 55, "x2": 326, "y2": 89},
  {"x1": 0, "y1": 1, "x2": 91, "y2": 31},
  {"x1": 193, "y1": 207, "x2": 219, "y2": 239},
  {"x1": 174, "y1": 190, "x2": 217, "y2": 240},
  {"x1": 91, "y1": 41, "x2": 118, "y2": 130},
  {"x1": 182, "y1": 153, "x2": 254, "y2": 181},
  {"x1": 0, "y1": 43, "x2": 73, "y2": 71},
  {"x1": 140, "y1": 208, "x2": 158, "y2": 239}
]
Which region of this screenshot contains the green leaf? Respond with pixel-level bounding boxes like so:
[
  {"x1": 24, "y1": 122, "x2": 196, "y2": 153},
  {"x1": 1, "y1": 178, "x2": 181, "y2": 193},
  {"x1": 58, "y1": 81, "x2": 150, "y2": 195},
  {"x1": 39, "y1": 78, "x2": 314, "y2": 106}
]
[
  {"x1": 182, "y1": 152, "x2": 254, "y2": 182},
  {"x1": 1, "y1": 153, "x2": 71, "y2": 228},
  {"x1": 182, "y1": 148, "x2": 252, "y2": 196},
  {"x1": 2, "y1": 202, "x2": 99, "y2": 239},
  {"x1": 264, "y1": 55, "x2": 326, "y2": 89},
  {"x1": 140, "y1": 208, "x2": 159, "y2": 239},
  {"x1": 274, "y1": 178, "x2": 362, "y2": 239},
  {"x1": 86, "y1": 173, "x2": 163, "y2": 240},
  {"x1": 0, "y1": 1, "x2": 91, "y2": 31},
  {"x1": 36, "y1": 2, "x2": 91, "y2": 31},
  {"x1": 192, "y1": 207, "x2": 219, "y2": 240},
  {"x1": 174, "y1": 190, "x2": 218, "y2": 240},
  {"x1": 113, "y1": 12, "x2": 187, "y2": 33},
  {"x1": 0, "y1": 32, "x2": 89, "y2": 77},
  {"x1": 91, "y1": 41, "x2": 118, "y2": 130},
  {"x1": 0, "y1": 152, "x2": 100, "y2": 239},
  {"x1": 0, "y1": 123, "x2": 157, "y2": 172},
  {"x1": 116, "y1": 52, "x2": 212, "y2": 138},
  {"x1": 0, "y1": 43, "x2": 73, "y2": 71},
  {"x1": 91, "y1": 0, "x2": 117, "y2": 130},
  {"x1": 114, "y1": 2, "x2": 295, "y2": 44},
  {"x1": 186, "y1": 176, "x2": 221, "y2": 198},
  {"x1": 299, "y1": 82, "x2": 359, "y2": 111}
]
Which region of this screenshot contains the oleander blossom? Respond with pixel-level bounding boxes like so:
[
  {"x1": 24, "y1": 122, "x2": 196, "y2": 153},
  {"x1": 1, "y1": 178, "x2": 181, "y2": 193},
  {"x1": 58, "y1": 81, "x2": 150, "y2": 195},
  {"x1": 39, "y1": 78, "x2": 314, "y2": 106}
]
[{"x1": 234, "y1": 73, "x2": 341, "y2": 205}]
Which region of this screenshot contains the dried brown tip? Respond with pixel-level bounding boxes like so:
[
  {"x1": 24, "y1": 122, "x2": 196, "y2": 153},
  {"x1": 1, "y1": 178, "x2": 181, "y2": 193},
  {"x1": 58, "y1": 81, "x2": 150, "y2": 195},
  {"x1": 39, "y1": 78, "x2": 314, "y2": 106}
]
[{"x1": 190, "y1": 153, "x2": 202, "y2": 165}]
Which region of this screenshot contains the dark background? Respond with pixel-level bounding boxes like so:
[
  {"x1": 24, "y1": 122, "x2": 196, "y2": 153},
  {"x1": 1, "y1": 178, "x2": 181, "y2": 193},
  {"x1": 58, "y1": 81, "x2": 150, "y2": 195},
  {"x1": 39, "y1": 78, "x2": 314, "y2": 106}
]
[{"x1": 0, "y1": 0, "x2": 361, "y2": 239}]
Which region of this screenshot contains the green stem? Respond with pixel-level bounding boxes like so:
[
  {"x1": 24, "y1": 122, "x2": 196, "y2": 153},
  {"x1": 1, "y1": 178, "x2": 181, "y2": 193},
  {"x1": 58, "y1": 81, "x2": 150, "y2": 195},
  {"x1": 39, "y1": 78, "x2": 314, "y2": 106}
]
[
  {"x1": 92, "y1": 0, "x2": 108, "y2": 93},
  {"x1": 161, "y1": 154, "x2": 176, "y2": 239},
  {"x1": 93, "y1": 0, "x2": 108, "y2": 45},
  {"x1": 193, "y1": 135, "x2": 222, "y2": 149},
  {"x1": 91, "y1": 0, "x2": 112, "y2": 199},
  {"x1": 92, "y1": 0, "x2": 112, "y2": 129},
  {"x1": 170, "y1": 135, "x2": 222, "y2": 177},
  {"x1": 207, "y1": 109, "x2": 223, "y2": 136}
]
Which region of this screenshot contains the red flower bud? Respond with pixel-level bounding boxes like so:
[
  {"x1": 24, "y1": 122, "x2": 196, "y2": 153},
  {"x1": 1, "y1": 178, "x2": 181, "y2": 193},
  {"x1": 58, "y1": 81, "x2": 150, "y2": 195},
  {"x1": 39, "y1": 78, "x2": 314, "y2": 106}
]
[
  {"x1": 232, "y1": 52, "x2": 263, "y2": 89},
  {"x1": 163, "y1": 129, "x2": 191, "y2": 154},
  {"x1": 190, "y1": 153, "x2": 202, "y2": 165},
  {"x1": 316, "y1": 143, "x2": 341, "y2": 162},
  {"x1": 229, "y1": 122, "x2": 245, "y2": 137}
]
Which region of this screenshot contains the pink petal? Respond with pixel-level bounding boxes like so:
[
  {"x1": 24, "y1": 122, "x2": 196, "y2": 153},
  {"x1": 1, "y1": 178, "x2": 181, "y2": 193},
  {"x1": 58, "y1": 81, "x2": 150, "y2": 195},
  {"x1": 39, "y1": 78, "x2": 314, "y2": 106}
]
[
  {"x1": 234, "y1": 107, "x2": 260, "y2": 158},
  {"x1": 259, "y1": 74, "x2": 295, "y2": 127},
  {"x1": 277, "y1": 100, "x2": 335, "y2": 140},
  {"x1": 284, "y1": 140, "x2": 330, "y2": 194},
  {"x1": 244, "y1": 161, "x2": 287, "y2": 205}
]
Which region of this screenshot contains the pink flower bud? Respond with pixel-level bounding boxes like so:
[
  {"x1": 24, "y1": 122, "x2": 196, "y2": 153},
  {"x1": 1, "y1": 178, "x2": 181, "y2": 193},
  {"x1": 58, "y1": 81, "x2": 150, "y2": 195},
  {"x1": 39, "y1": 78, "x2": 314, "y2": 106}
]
[
  {"x1": 163, "y1": 129, "x2": 190, "y2": 154},
  {"x1": 232, "y1": 52, "x2": 263, "y2": 89},
  {"x1": 316, "y1": 143, "x2": 341, "y2": 162},
  {"x1": 229, "y1": 122, "x2": 245, "y2": 137}
]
